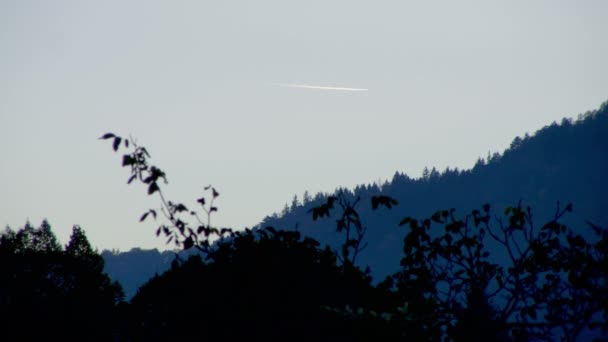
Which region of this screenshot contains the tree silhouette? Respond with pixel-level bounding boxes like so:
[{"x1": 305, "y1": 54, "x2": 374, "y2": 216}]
[
  {"x1": 102, "y1": 133, "x2": 400, "y2": 340},
  {"x1": 101, "y1": 122, "x2": 607, "y2": 340},
  {"x1": 0, "y1": 222, "x2": 124, "y2": 341},
  {"x1": 309, "y1": 191, "x2": 398, "y2": 267},
  {"x1": 387, "y1": 203, "x2": 608, "y2": 341},
  {"x1": 126, "y1": 227, "x2": 398, "y2": 340}
]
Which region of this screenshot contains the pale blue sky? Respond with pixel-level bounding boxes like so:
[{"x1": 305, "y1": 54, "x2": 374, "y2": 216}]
[{"x1": 1, "y1": 0, "x2": 607, "y2": 251}]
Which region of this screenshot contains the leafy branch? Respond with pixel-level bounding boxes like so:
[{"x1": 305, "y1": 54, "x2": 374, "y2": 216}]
[
  {"x1": 310, "y1": 191, "x2": 398, "y2": 266},
  {"x1": 100, "y1": 133, "x2": 232, "y2": 253},
  {"x1": 393, "y1": 202, "x2": 607, "y2": 341}
]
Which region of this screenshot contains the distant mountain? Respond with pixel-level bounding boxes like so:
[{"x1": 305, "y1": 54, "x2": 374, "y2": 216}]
[
  {"x1": 102, "y1": 248, "x2": 177, "y2": 299},
  {"x1": 259, "y1": 100, "x2": 608, "y2": 280},
  {"x1": 102, "y1": 247, "x2": 206, "y2": 299}
]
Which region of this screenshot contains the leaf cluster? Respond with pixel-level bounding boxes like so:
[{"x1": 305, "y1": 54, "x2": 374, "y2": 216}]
[
  {"x1": 388, "y1": 203, "x2": 608, "y2": 341},
  {"x1": 101, "y1": 133, "x2": 232, "y2": 253},
  {"x1": 100, "y1": 132, "x2": 607, "y2": 341}
]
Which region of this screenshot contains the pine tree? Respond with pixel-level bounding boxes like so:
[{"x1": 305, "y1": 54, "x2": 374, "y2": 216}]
[
  {"x1": 303, "y1": 190, "x2": 312, "y2": 204},
  {"x1": 422, "y1": 166, "x2": 430, "y2": 180},
  {"x1": 290, "y1": 194, "x2": 300, "y2": 210},
  {"x1": 66, "y1": 225, "x2": 104, "y2": 272}
]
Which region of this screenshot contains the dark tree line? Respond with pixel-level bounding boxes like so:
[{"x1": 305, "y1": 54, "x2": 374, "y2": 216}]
[
  {"x1": 3, "y1": 208, "x2": 606, "y2": 340},
  {"x1": 0, "y1": 221, "x2": 124, "y2": 341},
  {"x1": 125, "y1": 227, "x2": 399, "y2": 341}
]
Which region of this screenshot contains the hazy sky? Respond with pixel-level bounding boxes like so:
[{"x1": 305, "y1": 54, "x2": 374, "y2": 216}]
[{"x1": 2, "y1": 0, "x2": 607, "y2": 251}]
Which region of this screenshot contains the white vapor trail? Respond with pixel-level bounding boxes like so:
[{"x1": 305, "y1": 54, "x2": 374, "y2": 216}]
[{"x1": 269, "y1": 83, "x2": 368, "y2": 92}]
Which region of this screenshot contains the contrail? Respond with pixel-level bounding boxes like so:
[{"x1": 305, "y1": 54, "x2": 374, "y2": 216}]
[{"x1": 269, "y1": 83, "x2": 368, "y2": 92}]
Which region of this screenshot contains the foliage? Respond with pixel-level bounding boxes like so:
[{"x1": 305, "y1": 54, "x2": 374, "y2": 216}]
[
  {"x1": 260, "y1": 101, "x2": 608, "y2": 279},
  {"x1": 100, "y1": 132, "x2": 232, "y2": 253},
  {"x1": 101, "y1": 115, "x2": 608, "y2": 340},
  {"x1": 102, "y1": 134, "x2": 400, "y2": 339},
  {"x1": 0, "y1": 221, "x2": 124, "y2": 341},
  {"x1": 310, "y1": 191, "x2": 397, "y2": 266},
  {"x1": 126, "y1": 227, "x2": 399, "y2": 340},
  {"x1": 386, "y1": 203, "x2": 608, "y2": 341}
]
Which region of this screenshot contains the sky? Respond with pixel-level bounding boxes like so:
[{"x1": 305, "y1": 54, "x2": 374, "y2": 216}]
[{"x1": 1, "y1": 0, "x2": 607, "y2": 251}]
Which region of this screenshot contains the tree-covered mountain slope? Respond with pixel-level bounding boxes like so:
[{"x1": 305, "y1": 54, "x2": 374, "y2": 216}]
[{"x1": 259, "y1": 101, "x2": 608, "y2": 280}]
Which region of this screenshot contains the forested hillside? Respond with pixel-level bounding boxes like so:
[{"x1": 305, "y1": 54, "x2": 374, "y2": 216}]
[
  {"x1": 27, "y1": 101, "x2": 603, "y2": 340},
  {"x1": 259, "y1": 101, "x2": 608, "y2": 279},
  {"x1": 103, "y1": 101, "x2": 608, "y2": 296}
]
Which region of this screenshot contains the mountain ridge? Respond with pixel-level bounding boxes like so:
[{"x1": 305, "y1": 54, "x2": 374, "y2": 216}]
[
  {"x1": 103, "y1": 100, "x2": 608, "y2": 294},
  {"x1": 258, "y1": 100, "x2": 608, "y2": 279}
]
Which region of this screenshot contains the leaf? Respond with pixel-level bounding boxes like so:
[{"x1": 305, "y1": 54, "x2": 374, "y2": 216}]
[
  {"x1": 308, "y1": 201, "x2": 333, "y2": 220},
  {"x1": 210, "y1": 206, "x2": 218, "y2": 212},
  {"x1": 148, "y1": 182, "x2": 160, "y2": 195},
  {"x1": 122, "y1": 155, "x2": 135, "y2": 166},
  {"x1": 112, "y1": 137, "x2": 122, "y2": 151},
  {"x1": 124, "y1": 139, "x2": 129, "y2": 148},
  {"x1": 174, "y1": 204, "x2": 188, "y2": 213},
  {"x1": 197, "y1": 197, "x2": 206, "y2": 206},
  {"x1": 140, "y1": 212, "x2": 149, "y2": 222},
  {"x1": 371, "y1": 195, "x2": 398, "y2": 210},
  {"x1": 99, "y1": 133, "x2": 115, "y2": 140},
  {"x1": 127, "y1": 174, "x2": 136, "y2": 184}
]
